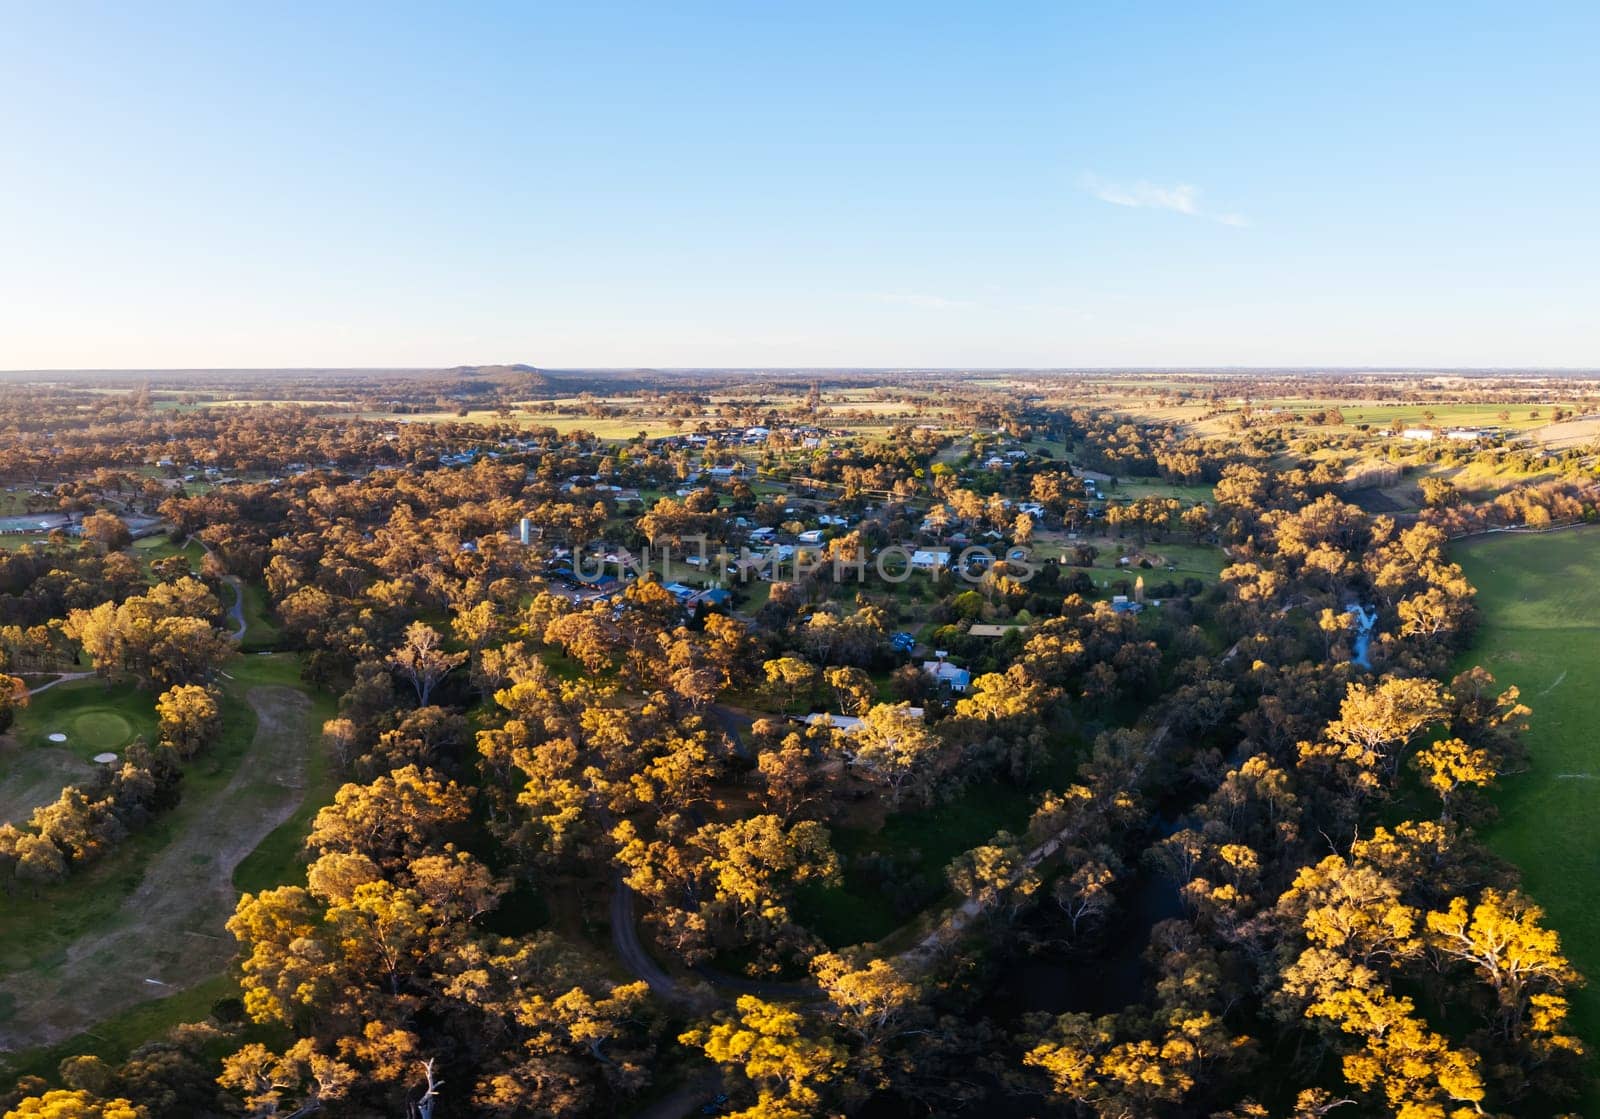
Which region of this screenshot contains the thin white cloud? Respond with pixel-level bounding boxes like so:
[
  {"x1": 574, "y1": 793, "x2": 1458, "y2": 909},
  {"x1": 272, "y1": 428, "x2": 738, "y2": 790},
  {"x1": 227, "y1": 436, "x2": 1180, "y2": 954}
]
[
  {"x1": 1082, "y1": 174, "x2": 1249, "y2": 227},
  {"x1": 859, "y1": 292, "x2": 975, "y2": 310}
]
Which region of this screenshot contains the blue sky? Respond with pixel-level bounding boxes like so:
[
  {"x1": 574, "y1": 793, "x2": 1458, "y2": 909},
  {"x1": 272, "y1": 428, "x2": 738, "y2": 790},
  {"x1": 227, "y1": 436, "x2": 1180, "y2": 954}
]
[{"x1": 3, "y1": 1, "x2": 1597, "y2": 369}]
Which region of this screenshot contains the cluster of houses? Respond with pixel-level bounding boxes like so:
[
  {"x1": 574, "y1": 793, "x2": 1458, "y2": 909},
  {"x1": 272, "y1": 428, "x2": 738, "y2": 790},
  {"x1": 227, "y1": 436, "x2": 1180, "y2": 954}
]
[
  {"x1": 1398, "y1": 426, "x2": 1501, "y2": 443},
  {"x1": 656, "y1": 425, "x2": 837, "y2": 452},
  {"x1": 794, "y1": 653, "x2": 975, "y2": 738},
  {"x1": 980, "y1": 448, "x2": 1031, "y2": 471},
  {"x1": 561, "y1": 477, "x2": 643, "y2": 501}
]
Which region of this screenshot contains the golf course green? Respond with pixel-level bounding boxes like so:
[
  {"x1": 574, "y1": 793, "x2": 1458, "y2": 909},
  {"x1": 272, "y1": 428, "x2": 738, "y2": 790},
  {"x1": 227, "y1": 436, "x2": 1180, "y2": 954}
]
[{"x1": 17, "y1": 681, "x2": 153, "y2": 761}]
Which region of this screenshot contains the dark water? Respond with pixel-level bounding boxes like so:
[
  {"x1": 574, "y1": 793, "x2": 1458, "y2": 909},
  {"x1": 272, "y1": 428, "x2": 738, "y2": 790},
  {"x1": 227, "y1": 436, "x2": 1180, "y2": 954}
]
[
  {"x1": 983, "y1": 860, "x2": 1186, "y2": 1020},
  {"x1": 853, "y1": 864, "x2": 1188, "y2": 1119}
]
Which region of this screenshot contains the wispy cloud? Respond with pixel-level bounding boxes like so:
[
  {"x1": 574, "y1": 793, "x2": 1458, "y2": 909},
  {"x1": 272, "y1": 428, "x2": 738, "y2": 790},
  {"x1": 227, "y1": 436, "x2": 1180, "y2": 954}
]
[
  {"x1": 859, "y1": 291, "x2": 975, "y2": 310},
  {"x1": 1082, "y1": 174, "x2": 1249, "y2": 227}
]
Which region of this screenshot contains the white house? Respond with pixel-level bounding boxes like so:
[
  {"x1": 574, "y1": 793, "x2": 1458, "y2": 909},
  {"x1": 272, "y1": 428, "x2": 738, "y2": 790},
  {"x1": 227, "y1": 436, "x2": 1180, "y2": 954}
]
[
  {"x1": 802, "y1": 708, "x2": 923, "y2": 735},
  {"x1": 922, "y1": 659, "x2": 972, "y2": 692}
]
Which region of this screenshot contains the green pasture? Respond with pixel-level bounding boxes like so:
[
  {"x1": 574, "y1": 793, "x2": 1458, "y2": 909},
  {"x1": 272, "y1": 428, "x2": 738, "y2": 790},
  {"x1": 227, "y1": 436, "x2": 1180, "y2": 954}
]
[
  {"x1": 1100, "y1": 476, "x2": 1215, "y2": 504},
  {"x1": 1454, "y1": 526, "x2": 1600, "y2": 1096}
]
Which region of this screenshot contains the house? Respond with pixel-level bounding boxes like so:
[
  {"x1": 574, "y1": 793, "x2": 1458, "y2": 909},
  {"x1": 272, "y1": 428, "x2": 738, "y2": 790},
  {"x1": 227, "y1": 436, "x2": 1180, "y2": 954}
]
[
  {"x1": 796, "y1": 529, "x2": 825, "y2": 545},
  {"x1": 801, "y1": 707, "x2": 923, "y2": 735},
  {"x1": 689, "y1": 587, "x2": 732, "y2": 610},
  {"x1": 890, "y1": 631, "x2": 917, "y2": 653},
  {"x1": 573, "y1": 573, "x2": 622, "y2": 596},
  {"x1": 803, "y1": 713, "x2": 864, "y2": 734},
  {"x1": 969, "y1": 624, "x2": 1029, "y2": 638},
  {"x1": 922, "y1": 658, "x2": 972, "y2": 692},
  {"x1": 1400, "y1": 428, "x2": 1436, "y2": 441},
  {"x1": 909, "y1": 548, "x2": 950, "y2": 571}
]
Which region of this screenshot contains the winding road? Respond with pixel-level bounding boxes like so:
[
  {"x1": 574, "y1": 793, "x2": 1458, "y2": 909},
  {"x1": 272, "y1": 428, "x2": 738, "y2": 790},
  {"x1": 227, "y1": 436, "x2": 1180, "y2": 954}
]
[{"x1": 221, "y1": 574, "x2": 247, "y2": 641}]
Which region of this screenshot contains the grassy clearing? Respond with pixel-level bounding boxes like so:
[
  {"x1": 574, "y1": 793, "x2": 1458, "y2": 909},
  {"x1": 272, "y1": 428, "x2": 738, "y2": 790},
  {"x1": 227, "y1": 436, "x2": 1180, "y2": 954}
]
[
  {"x1": 131, "y1": 535, "x2": 204, "y2": 573},
  {"x1": 798, "y1": 740, "x2": 1080, "y2": 947},
  {"x1": 1454, "y1": 526, "x2": 1600, "y2": 1095},
  {"x1": 231, "y1": 656, "x2": 339, "y2": 895},
  {"x1": 1040, "y1": 535, "x2": 1226, "y2": 587}
]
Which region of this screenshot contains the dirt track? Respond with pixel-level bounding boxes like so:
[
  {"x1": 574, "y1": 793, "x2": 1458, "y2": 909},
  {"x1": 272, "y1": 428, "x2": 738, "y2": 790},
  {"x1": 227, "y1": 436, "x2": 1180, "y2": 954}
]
[{"x1": 0, "y1": 685, "x2": 311, "y2": 1052}]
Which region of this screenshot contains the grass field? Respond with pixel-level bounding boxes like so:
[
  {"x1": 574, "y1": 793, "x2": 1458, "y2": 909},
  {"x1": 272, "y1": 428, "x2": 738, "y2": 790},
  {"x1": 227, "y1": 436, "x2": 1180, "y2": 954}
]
[
  {"x1": 0, "y1": 534, "x2": 57, "y2": 552},
  {"x1": 1454, "y1": 526, "x2": 1600, "y2": 1096},
  {"x1": 1035, "y1": 535, "x2": 1226, "y2": 587},
  {"x1": 1101, "y1": 476, "x2": 1216, "y2": 504}
]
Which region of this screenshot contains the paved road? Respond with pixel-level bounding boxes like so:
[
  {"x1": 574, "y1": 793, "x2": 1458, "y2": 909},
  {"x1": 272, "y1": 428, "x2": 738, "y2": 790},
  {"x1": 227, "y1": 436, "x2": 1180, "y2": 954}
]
[
  {"x1": 222, "y1": 574, "x2": 247, "y2": 640},
  {"x1": 191, "y1": 535, "x2": 247, "y2": 641},
  {"x1": 609, "y1": 873, "x2": 700, "y2": 1007},
  {"x1": 609, "y1": 877, "x2": 816, "y2": 1009}
]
